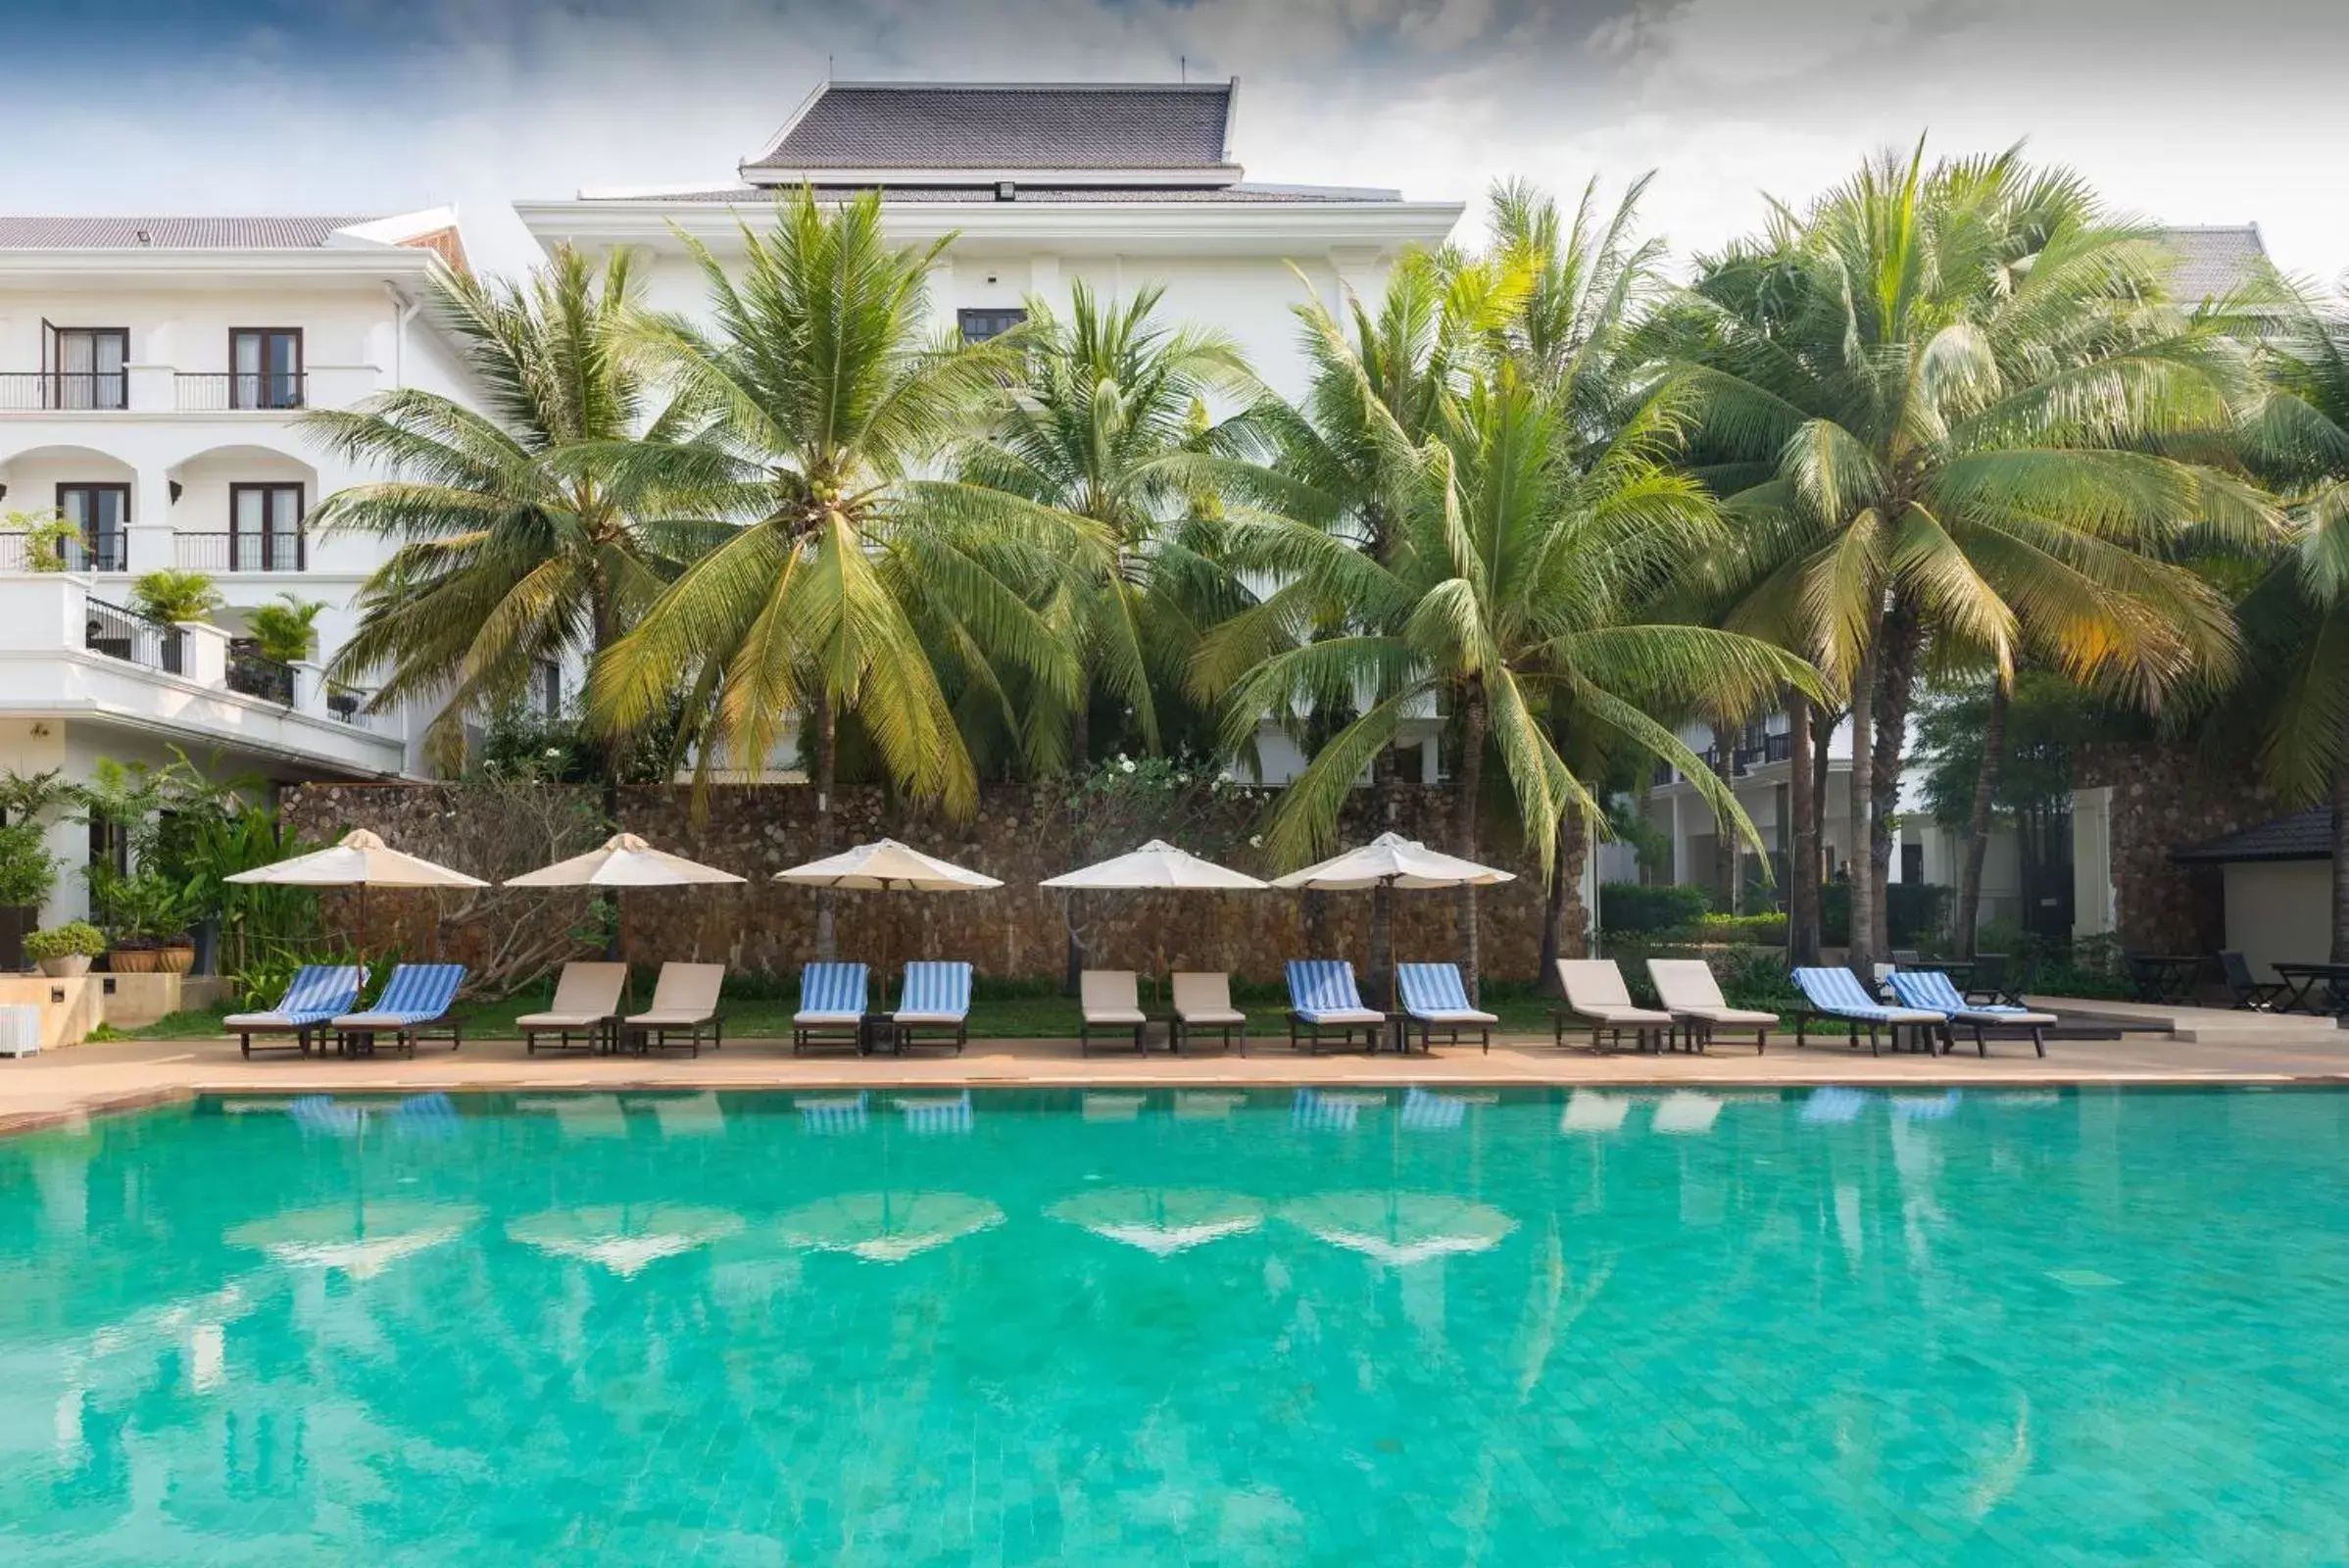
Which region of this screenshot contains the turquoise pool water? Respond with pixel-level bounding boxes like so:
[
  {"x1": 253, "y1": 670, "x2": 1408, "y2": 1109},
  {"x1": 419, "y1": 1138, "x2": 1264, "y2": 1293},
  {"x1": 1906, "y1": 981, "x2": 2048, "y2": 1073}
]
[{"x1": 3, "y1": 1086, "x2": 2348, "y2": 1564}]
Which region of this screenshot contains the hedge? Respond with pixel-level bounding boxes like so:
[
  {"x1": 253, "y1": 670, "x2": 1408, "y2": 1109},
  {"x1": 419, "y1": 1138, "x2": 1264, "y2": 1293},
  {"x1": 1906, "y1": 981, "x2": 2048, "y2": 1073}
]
[{"x1": 1598, "y1": 882, "x2": 1710, "y2": 934}]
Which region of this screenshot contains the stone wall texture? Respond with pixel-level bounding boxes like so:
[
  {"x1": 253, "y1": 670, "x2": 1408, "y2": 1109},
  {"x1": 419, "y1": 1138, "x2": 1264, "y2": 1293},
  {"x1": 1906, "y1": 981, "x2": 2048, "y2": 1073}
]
[
  {"x1": 2076, "y1": 742, "x2": 2286, "y2": 955},
  {"x1": 280, "y1": 781, "x2": 1589, "y2": 986}
]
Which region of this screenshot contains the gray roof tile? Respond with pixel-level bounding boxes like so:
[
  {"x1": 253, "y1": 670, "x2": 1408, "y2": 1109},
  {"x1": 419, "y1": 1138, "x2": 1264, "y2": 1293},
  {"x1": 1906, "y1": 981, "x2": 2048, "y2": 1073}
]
[
  {"x1": 2160, "y1": 224, "x2": 2268, "y2": 302},
  {"x1": 2172, "y1": 806, "x2": 2331, "y2": 863},
  {"x1": 0, "y1": 216, "x2": 374, "y2": 250},
  {"x1": 747, "y1": 82, "x2": 1236, "y2": 172},
  {"x1": 594, "y1": 181, "x2": 1396, "y2": 206}
]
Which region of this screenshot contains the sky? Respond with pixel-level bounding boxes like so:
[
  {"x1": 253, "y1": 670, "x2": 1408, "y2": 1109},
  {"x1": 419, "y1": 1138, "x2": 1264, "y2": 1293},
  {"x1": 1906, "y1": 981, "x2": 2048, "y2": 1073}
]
[{"x1": 5, "y1": 0, "x2": 2348, "y2": 282}]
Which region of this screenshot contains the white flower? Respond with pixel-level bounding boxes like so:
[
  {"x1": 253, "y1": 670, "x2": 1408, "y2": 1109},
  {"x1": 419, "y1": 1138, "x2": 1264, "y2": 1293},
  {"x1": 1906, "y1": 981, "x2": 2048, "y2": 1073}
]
[
  {"x1": 1120, "y1": 759, "x2": 1138, "y2": 774},
  {"x1": 1248, "y1": 834, "x2": 1263, "y2": 848}
]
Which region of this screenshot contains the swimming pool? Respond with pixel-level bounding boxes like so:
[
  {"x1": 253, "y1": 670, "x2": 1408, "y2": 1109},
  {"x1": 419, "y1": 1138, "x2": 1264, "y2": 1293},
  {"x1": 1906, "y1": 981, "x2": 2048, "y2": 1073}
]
[{"x1": 3, "y1": 1085, "x2": 2346, "y2": 1564}]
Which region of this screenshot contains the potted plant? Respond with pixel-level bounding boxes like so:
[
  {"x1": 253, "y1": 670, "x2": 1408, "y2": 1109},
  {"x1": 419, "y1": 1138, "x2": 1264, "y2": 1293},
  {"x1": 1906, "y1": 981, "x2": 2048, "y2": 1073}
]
[
  {"x1": 24, "y1": 921, "x2": 105, "y2": 979},
  {"x1": 90, "y1": 866, "x2": 203, "y2": 974},
  {"x1": 13, "y1": 508, "x2": 83, "y2": 573},
  {"x1": 244, "y1": 593, "x2": 325, "y2": 664},
  {"x1": 127, "y1": 567, "x2": 222, "y2": 624}
]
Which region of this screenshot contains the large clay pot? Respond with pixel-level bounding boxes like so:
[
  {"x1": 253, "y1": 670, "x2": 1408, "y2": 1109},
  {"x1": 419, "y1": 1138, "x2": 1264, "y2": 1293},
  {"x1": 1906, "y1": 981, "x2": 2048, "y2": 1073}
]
[
  {"x1": 156, "y1": 944, "x2": 196, "y2": 976},
  {"x1": 36, "y1": 956, "x2": 91, "y2": 979},
  {"x1": 108, "y1": 948, "x2": 161, "y2": 974}
]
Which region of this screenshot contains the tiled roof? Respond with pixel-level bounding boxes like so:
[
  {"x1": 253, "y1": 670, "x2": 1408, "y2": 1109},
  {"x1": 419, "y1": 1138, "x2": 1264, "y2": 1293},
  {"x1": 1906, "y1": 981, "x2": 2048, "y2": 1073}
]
[
  {"x1": 2160, "y1": 224, "x2": 2268, "y2": 302},
  {"x1": 2171, "y1": 806, "x2": 2333, "y2": 863},
  {"x1": 0, "y1": 216, "x2": 374, "y2": 250},
  {"x1": 746, "y1": 82, "x2": 1236, "y2": 172},
  {"x1": 588, "y1": 181, "x2": 1398, "y2": 206}
]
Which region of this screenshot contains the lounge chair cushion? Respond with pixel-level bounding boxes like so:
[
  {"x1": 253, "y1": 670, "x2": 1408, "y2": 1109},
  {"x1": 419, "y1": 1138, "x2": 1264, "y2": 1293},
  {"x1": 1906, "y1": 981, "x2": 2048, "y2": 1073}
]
[
  {"x1": 516, "y1": 1010, "x2": 613, "y2": 1030},
  {"x1": 1554, "y1": 959, "x2": 1675, "y2": 1025},
  {"x1": 331, "y1": 963, "x2": 466, "y2": 1029},
  {"x1": 1646, "y1": 958, "x2": 1776, "y2": 1025},
  {"x1": 894, "y1": 961, "x2": 973, "y2": 1022},
  {"x1": 1172, "y1": 972, "x2": 1245, "y2": 1024},
  {"x1": 1080, "y1": 970, "x2": 1145, "y2": 1024},
  {"x1": 627, "y1": 1008, "x2": 715, "y2": 1027},
  {"x1": 1887, "y1": 970, "x2": 2055, "y2": 1025},
  {"x1": 1287, "y1": 959, "x2": 1385, "y2": 1023},
  {"x1": 1792, "y1": 966, "x2": 1942, "y2": 1023},
  {"x1": 225, "y1": 965, "x2": 366, "y2": 1032},
  {"x1": 631, "y1": 962, "x2": 723, "y2": 1025},
  {"x1": 796, "y1": 962, "x2": 868, "y2": 1024},
  {"x1": 1395, "y1": 962, "x2": 1499, "y2": 1024}
]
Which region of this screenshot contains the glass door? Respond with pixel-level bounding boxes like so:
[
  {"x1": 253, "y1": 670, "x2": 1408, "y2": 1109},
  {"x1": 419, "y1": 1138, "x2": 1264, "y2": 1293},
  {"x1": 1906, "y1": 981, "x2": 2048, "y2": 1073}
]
[
  {"x1": 229, "y1": 329, "x2": 303, "y2": 409},
  {"x1": 46, "y1": 327, "x2": 127, "y2": 410},
  {"x1": 57, "y1": 484, "x2": 128, "y2": 570},
  {"x1": 230, "y1": 483, "x2": 305, "y2": 570}
]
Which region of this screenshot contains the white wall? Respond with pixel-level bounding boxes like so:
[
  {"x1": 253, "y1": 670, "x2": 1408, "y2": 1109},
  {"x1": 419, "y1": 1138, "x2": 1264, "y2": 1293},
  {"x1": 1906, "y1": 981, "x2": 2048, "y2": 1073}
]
[{"x1": 2223, "y1": 861, "x2": 2333, "y2": 980}]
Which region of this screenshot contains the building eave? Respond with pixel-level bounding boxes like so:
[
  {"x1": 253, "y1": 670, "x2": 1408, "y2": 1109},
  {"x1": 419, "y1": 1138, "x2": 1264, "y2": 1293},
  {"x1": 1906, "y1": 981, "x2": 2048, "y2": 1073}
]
[
  {"x1": 0, "y1": 248, "x2": 441, "y2": 283},
  {"x1": 740, "y1": 164, "x2": 1248, "y2": 187},
  {"x1": 514, "y1": 197, "x2": 1466, "y2": 257}
]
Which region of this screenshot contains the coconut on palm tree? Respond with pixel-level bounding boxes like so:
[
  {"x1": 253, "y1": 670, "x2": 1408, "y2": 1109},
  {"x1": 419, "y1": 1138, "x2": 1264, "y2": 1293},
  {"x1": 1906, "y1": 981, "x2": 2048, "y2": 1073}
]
[
  {"x1": 587, "y1": 190, "x2": 1095, "y2": 957},
  {"x1": 1662, "y1": 143, "x2": 2264, "y2": 972},
  {"x1": 305, "y1": 245, "x2": 711, "y2": 782}
]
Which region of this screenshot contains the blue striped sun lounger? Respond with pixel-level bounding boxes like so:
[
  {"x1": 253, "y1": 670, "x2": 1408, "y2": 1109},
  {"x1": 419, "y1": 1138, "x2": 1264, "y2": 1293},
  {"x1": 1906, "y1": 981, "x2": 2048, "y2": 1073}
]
[
  {"x1": 1401, "y1": 1086, "x2": 1468, "y2": 1131},
  {"x1": 1888, "y1": 970, "x2": 2055, "y2": 1057},
  {"x1": 330, "y1": 964, "x2": 467, "y2": 1058},
  {"x1": 1285, "y1": 960, "x2": 1388, "y2": 1054},
  {"x1": 896, "y1": 1091, "x2": 973, "y2": 1135},
  {"x1": 1292, "y1": 1087, "x2": 1369, "y2": 1132},
  {"x1": 222, "y1": 965, "x2": 365, "y2": 1058},
  {"x1": 392, "y1": 1092, "x2": 460, "y2": 1139},
  {"x1": 1789, "y1": 966, "x2": 1947, "y2": 1056},
  {"x1": 797, "y1": 1092, "x2": 869, "y2": 1134},
  {"x1": 1395, "y1": 962, "x2": 1498, "y2": 1054},
  {"x1": 891, "y1": 962, "x2": 972, "y2": 1054},
  {"x1": 794, "y1": 962, "x2": 869, "y2": 1055},
  {"x1": 289, "y1": 1094, "x2": 361, "y2": 1137}
]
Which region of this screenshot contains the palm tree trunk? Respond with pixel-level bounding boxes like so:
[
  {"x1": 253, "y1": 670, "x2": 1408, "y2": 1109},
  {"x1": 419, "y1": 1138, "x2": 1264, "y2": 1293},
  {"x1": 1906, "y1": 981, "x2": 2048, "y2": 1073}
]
[
  {"x1": 2332, "y1": 739, "x2": 2349, "y2": 965},
  {"x1": 1710, "y1": 723, "x2": 1738, "y2": 913},
  {"x1": 1539, "y1": 806, "x2": 1588, "y2": 989},
  {"x1": 1365, "y1": 744, "x2": 1397, "y2": 1006},
  {"x1": 1869, "y1": 604, "x2": 1921, "y2": 957},
  {"x1": 811, "y1": 690, "x2": 839, "y2": 963},
  {"x1": 1786, "y1": 692, "x2": 1821, "y2": 966},
  {"x1": 1454, "y1": 684, "x2": 1489, "y2": 1000},
  {"x1": 1845, "y1": 645, "x2": 1876, "y2": 981},
  {"x1": 1955, "y1": 677, "x2": 2008, "y2": 958},
  {"x1": 1810, "y1": 703, "x2": 1835, "y2": 877}
]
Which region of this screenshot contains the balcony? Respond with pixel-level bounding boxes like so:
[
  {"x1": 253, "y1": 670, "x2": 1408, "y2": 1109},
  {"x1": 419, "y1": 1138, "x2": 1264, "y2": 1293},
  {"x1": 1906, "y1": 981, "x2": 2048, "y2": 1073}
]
[
  {"x1": 174, "y1": 531, "x2": 308, "y2": 572},
  {"x1": 174, "y1": 372, "x2": 307, "y2": 413},
  {"x1": 0, "y1": 371, "x2": 128, "y2": 412},
  {"x1": 0, "y1": 574, "x2": 404, "y2": 775},
  {"x1": 0, "y1": 531, "x2": 128, "y2": 573}
]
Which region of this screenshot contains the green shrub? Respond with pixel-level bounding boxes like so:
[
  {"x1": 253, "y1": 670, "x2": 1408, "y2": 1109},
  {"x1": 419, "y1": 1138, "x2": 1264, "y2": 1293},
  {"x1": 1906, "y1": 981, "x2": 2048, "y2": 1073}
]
[
  {"x1": 0, "y1": 819, "x2": 59, "y2": 909},
  {"x1": 1695, "y1": 911, "x2": 1787, "y2": 946},
  {"x1": 1590, "y1": 938, "x2": 1791, "y2": 1010},
  {"x1": 1599, "y1": 882, "x2": 1710, "y2": 935},
  {"x1": 23, "y1": 922, "x2": 105, "y2": 961},
  {"x1": 1819, "y1": 880, "x2": 1954, "y2": 946},
  {"x1": 128, "y1": 568, "x2": 222, "y2": 624}
]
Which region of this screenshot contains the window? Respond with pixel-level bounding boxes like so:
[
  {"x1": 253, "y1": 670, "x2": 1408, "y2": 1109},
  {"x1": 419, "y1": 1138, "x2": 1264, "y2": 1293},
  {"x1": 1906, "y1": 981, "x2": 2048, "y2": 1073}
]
[
  {"x1": 229, "y1": 328, "x2": 303, "y2": 409},
  {"x1": 88, "y1": 815, "x2": 129, "y2": 882},
  {"x1": 41, "y1": 323, "x2": 127, "y2": 410},
  {"x1": 956, "y1": 307, "x2": 1027, "y2": 343},
  {"x1": 533, "y1": 658, "x2": 563, "y2": 719},
  {"x1": 229, "y1": 483, "x2": 306, "y2": 571},
  {"x1": 57, "y1": 483, "x2": 129, "y2": 571},
  {"x1": 1900, "y1": 841, "x2": 1925, "y2": 886}
]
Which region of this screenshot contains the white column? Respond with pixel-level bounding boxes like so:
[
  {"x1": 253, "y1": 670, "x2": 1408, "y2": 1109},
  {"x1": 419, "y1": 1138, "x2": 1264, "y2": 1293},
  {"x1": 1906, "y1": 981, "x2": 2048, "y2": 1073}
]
[
  {"x1": 2072, "y1": 786, "x2": 2116, "y2": 939},
  {"x1": 129, "y1": 463, "x2": 176, "y2": 573}
]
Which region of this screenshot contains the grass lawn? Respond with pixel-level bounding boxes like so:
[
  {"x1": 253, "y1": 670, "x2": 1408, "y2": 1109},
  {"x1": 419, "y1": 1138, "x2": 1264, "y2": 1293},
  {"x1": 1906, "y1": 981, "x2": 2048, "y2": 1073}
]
[{"x1": 113, "y1": 983, "x2": 1604, "y2": 1044}]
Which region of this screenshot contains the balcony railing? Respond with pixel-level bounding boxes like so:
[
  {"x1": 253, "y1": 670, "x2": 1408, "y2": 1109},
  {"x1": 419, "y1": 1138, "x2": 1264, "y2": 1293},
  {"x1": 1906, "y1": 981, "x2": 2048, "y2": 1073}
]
[
  {"x1": 174, "y1": 372, "x2": 307, "y2": 412},
  {"x1": 174, "y1": 531, "x2": 308, "y2": 572},
  {"x1": 84, "y1": 598, "x2": 185, "y2": 675},
  {"x1": 0, "y1": 531, "x2": 127, "y2": 572},
  {"x1": 324, "y1": 684, "x2": 390, "y2": 732},
  {"x1": 0, "y1": 371, "x2": 128, "y2": 411},
  {"x1": 225, "y1": 644, "x2": 297, "y2": 706}
]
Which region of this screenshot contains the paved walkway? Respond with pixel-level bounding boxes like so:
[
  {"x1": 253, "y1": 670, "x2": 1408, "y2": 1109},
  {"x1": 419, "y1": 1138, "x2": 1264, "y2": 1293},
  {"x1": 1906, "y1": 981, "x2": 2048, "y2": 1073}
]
[{"x1": 6, "y1": 1008, "x2": 2348, "y2": 1135}]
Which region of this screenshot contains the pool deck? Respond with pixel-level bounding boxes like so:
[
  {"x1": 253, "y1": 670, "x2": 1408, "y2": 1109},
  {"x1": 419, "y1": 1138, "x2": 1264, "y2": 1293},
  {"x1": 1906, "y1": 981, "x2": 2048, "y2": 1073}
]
[{"x1": 3, "y1": 999, "x2": 2346, "y2": 1134}]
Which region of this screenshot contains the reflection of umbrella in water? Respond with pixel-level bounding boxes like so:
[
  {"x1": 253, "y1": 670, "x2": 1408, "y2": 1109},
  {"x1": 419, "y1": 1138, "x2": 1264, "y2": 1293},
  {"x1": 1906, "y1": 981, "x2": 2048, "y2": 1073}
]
[
  {"x1": 1046, "y1": 1188, "x2": 1264, "y2": 1256},
  {"x1": 777, "y1": 1192, "x2": 1003, "y2": 1263},
  {"x1": 1282, "y1": 1191, "x2": 1516, "y2": 1267},
  {"x1": 227, "y1": 1200, "x2": 481, "y2": 1279},
  {"x1": 506, "y1": 1204, "x2": 745, "y2": 1278}
]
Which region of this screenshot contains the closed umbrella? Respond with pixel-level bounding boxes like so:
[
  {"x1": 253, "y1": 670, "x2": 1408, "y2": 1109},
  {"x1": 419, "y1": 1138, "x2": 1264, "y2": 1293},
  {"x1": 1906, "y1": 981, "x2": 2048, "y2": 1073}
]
[
  {"x1": 774, "y1": 839, "x2": 1001, "y2": 984},
  {"x1": 1270, "y1": 831, "x2": 1513, "y2": 1005},
  {"x1": 505, "y1": 833, "x2": 745, "y2": 984},
  {"x1": 1040, "y1": 840, "x2": 1265, "y2": 1005},
  {"x1": 225, "y1": 829, "x2": 486, "y2": 971}
]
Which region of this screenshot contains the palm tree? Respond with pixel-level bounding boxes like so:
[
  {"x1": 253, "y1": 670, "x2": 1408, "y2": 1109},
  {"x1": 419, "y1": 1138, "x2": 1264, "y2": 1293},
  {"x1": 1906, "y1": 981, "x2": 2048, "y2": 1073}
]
[
  {"x1": 588, "y1": 190, "x2": 1093, "y2": 958},
  {"x1": 306, "y1": 246, "x2": 708, "y2": 783},
  {"x1": 958, "y1": 280, "x2": 1268, "y2": 773},
  {"x1": 1662, "y1": 143, "x2": 2263, "y2": 973},
  {"x1": 2231, "y1": 279, "x2": 2349, "y2": 960},
  {"x1": 1212, "y1": 360, "x2": 1817, "y2": 992}
]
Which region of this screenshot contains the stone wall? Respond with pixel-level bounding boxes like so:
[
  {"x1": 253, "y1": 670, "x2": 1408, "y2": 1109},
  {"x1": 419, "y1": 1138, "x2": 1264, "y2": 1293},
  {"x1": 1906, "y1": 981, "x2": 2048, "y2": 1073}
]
[
  {"x1": 2076, "y1": 742, "x2": 2287, "y2": 955},
  {"x1": 280, "y1": 781, "x2": 1590, "y2": 986}
]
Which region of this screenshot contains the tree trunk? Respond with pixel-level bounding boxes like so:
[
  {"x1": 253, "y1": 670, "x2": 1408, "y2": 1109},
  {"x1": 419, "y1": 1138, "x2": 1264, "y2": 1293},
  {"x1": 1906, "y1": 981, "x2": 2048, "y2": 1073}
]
[
  {"x1": 1955, "y1": 677, "x2": 2009, "y2": 958},
  {"x1": 1810, "y1": 703, "x2": 1836, "y2": 880},
  {"x1": 1786, "y1": 692, "x2": 1821, "y2": 966},
  {"x1": 1453, "y1": 684, "x2": 1489, "y2": 1000},
  {"x1": 811, "y1": 690, "x2": 839, "y2": 963},
  {"x1": 1845, "y1": 645, "x2": 1877, "y2": 982},
  {"x1": 1869, "y1": 603, "x2": 1921, "y2": 956},
  {"x1": 2333, "y1": 734, "x2": 2349, "y2": 965},
  {"x1": 1539, "y1": 807, "x2": 1589, "y2": 990},
  {"x1": 1061, "y1": 891, "x2": 1087, "y2": 998},
  {"x1": 1364, "y1": 744, "x2": 1398, "y2": 1005},
  {"x1": 1304, "y1": 888, "x2": 1331, "y2": 963}
]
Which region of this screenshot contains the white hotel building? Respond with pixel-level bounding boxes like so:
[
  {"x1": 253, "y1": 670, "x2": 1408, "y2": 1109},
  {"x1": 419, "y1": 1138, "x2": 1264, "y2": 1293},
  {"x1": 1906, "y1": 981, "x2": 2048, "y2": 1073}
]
[{"x1": 0, "y1": 80, "x2": 1463, "y2": 923}]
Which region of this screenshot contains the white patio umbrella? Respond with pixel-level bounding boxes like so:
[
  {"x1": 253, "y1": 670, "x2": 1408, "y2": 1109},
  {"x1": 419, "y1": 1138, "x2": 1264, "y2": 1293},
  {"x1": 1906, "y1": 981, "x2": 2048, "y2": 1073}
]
[
  {"x1": 1281, "y1": 1191, "x2": 1516, "y2": 1268},
  {"x1": 777, "y1": 1192, "x2": 1004, "y2": 1263},
  {"x1": 225, "y1": 828, "x2": 486, "y2": 968},
  {"x1": 227, "y1": 1200, "x2": 482, "y2": 1280},
  {"x1": 505, "y1": 833, "x2": 745, "y2": 978},
  {"x1": 1040, "y1": 840, "x2": 1266, "y2": 1003},
  {"x1": 1046, "y1": 1187, "x2": 1264, "y2": 1256},
  {"x1": 1270, "y1": 831, "x2": 1514, "y2": 1004},
  {"x1": 775, "y1": 839, "x2": 1002, "y2": 980},
  {"x1": 506, "y1": 1203, "x2": 745, "y2": 1278}
]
